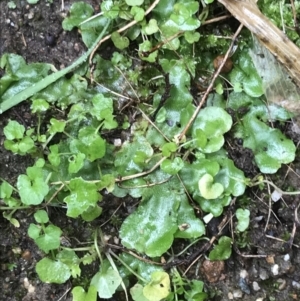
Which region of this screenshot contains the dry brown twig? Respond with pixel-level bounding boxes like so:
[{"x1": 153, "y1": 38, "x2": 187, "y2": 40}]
[{"x1": 218, "y1": 0, "x2": 300, "y2": 88}]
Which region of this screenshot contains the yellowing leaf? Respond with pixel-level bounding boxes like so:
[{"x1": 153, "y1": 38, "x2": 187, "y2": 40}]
[{"x1": 143, "y1": 271, "x2": 170, "y2": 301}]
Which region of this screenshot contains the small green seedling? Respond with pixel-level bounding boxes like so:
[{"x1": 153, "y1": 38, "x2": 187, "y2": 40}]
[
  {"x1": 8, "y1": 1, "x2": 16, "y2": 9},
  {"x1": 28, "y1": 210, "x2": 62, "y2": 253},
  {"x1": 0, "y1": 181, "x2": 23, "y2": 227},
  {"x1": 91, "y1": 260, "x2": 123, "y2": 299},
  {"x1": 72, "y1": 286, "x2": 97, "y2": 301},
  {"x1": 236, "y1": 208, "x2": 250, "y2": 232},
  {"x1": 3, "y1": 120, "x2": 36, "y2": 155},
  {"x1": 209, "y1": 236, "x2": 232, "y2": 260}
]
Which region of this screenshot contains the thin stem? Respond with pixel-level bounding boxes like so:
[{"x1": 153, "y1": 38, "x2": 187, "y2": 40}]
[
  {"x1": 0, "y1": 206, "x2": 30, "y2": 210},
  {"x1": 252, "y1": 179, "x2": 300, "y2": 195},
  {"x1": 94, "y1": 229, "x2": 103, "y2": 264},
  {"x1": 105, "y1": 251, "x2": 129, "y2": 301},
  {"x1": 62, "y1": 246, "x2": 94, "y2": 252},
  {"x1": 108, "y1": 250, "x2": 147, "y2": 283},
  {"x1": 51, "y1": 156, "x2": 166, "y2": 185}
]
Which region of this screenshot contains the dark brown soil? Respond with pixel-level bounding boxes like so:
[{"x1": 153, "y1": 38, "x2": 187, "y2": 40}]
[{"x1": 1, "y1": 1, "x2": 300, "y2": 301}]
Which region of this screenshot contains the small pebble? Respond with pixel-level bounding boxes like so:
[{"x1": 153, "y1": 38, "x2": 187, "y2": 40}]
[
  {"x1": 253, "y1": 281, "x2": 261, "y2": 291},
  {"x1": 23, "y1": 277, "x2": 35, "y2": 293},
  {"x1": 240, "y1": 269, "x2": 248, "y2": 279},
  {"x1": 103, "y1": 235, "x2": 111, "y2": 243},
  {"x1": 228, "y1": 292, "x2": 233, "y2": 300},
  {"x1": 12, "y1": 247, "x2": 21, "y2": 254},
  {"x1": 21, "y1": 250, "x2": 31, "y2": 261},
  {"x1": 114, "y1": 139, "x2": 122, "y2": 147},
  {"x1": 292, "y1": 281, "x2": 300, "y2": 290},
  {"x1": 27, "y1": 11, "x2": 34, "y2": 19},
  {"x1": 74, "y1": 43, "x2": 80, "y2": 52},
  {"x1": 113, "y1": 236, "x2": 119, "y2": 244},
  {"x1": 271, "y1": 190, "x2": 281, "y2": 202},
  {"x1": 238, "y1": 277, "x2": 250, "y2": 294},
  {"x1": 254, "y1": 215, "x2": 264, "y2": 222},
  {"x1": 232, "y1": 289, "x2": 243, "y2": 298},
  {"x1": 271, "y1": 264, "x2": 279, "y2": 276},
  {"x1": 266, "y1": 255, "x2": 275, "y2": 264}
]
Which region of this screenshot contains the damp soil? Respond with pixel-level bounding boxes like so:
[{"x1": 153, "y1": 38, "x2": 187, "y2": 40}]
[{"x1": 1, "y1": 1, "x2": 300, "y2": 301}]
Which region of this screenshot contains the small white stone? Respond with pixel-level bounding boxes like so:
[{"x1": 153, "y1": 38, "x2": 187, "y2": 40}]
[
  {"x1": 28, "y1": 284, "x2": 35, "y2": 293},
  {"x1": 256, "y1": 298, "x2": 264, "y2": 301},
  {"x1": 28, "y1": 11, "x2": 34, "y2": 19},
  {"x1": 271, "y1": 264, "x2": 279, "y2": 276},
  {"x1": 23, "y1": 277, "x2": 30, "y2": 289},
  {"x1": 12, "y1": 247, "x2": 22, "y2": 254},
  {"x1": 114, "y1": 139, "x2": 122, "y2": 147},
  {"x1": 292, "y1": 281, "x2": 300, "y2": 289},
  {"x1": 113, "y1": 236, "x2": 119, "y2": 244},
  {"x1": 228, "y1": 292, "x2": 234, "y2": 299},
  {"x1": 254, "y1": 216, "x2": 263, "y2": 222},
  {"x1": 23, "y1": 277, "x2": 35, "y2": 292},
  {"x1": 232, "y1": 289, "x2": 243, "y2": 298},
  {"x1": 103, "y1": 235, "x2": 111, "y2": 243},
  {"x1": 271, "y1": 189, "x2": 282, "y2": 202},
  {"x1": 203, "y1": 213, "x2": 214, "y2": 224},
  {"x1": 240, "y1": 269, "x2": 248, "y2": 279},
  {"x1": 252, "y1": 281, "x2": 261, "y2": 291},
  {"x1": 284, "y1": 254, "x2": 290, "y2": 261}
]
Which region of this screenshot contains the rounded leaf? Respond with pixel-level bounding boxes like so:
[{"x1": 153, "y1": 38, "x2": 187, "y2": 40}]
[
  {"x1": 34, "y1": 210, "x2": 49, "y2": 224},
  {"x1": 111, "y1": 32, "x2": 130, "y2": 50},
  {"x1": 192, "y1": 107, "x2": 232, "y2": 153},
  {"x1": 198, "y1": 174, "x2": 224, "y2": 200},
  {"x1": 36, "y1": 258, "x2": 71, "y2": 284},
  {"x1": 161, "y1": 157, "x2": 184, "y2": 175},
  {"x1": 4, "y1": 120, "x2": 25, "y2": 140},
  {"x1": 120, "y1": 183, "x2": 179, "y2": 257},
  {"x1": 17, "y1": 175, "x2": 49, "y2": 205},
  {"x1": 62, "y1": 2, "x2": 94, "y2": 31},
  {"x1": 143, "y1": 271, "x2": 170, "y2": 301}
]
